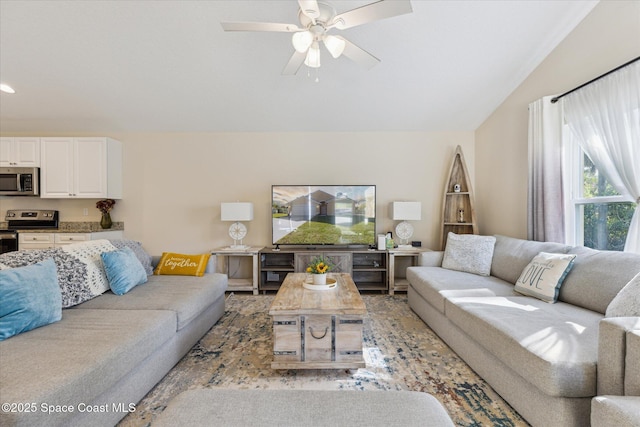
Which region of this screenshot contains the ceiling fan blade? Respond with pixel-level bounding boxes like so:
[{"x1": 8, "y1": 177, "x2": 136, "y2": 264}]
[
  {"x1": 298, "y1": 0, "x2": 320, "y2": 23},
  {"x1": 331, "y1": 0, "x2": 412, "y2": 30},
  {"x1": 221, "y1": 22, "x2": 301, "y2": 32},
  {"x1": 339, "y1": 37, "x2": 380, "y2": 70},
  {"x1": 282, "y1": 50, "x2": 307, "y2": 75}
]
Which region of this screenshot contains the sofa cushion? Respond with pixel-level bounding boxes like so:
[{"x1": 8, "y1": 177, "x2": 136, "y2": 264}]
[
  {"x1": 559, "y1": 246, "x2": 640, "y2": 314},
  {"x1": 0, "y1": 308, "x2": 175, "y2": 426},
  {"x1": 0, "y1": 259, "x2": 61, "y2": 341},
  {"x1": 406, "y1": 266, "x2": 515, "y2": 314},
  {"x1": 154, "y1": 252, "x2": 211, "y2": 276},
  {"x1": 441, "y1": 233, "x2": 496, "y2": 276},
  {"x1": 606, "y1": 272, "x2": 640, "y2": 317},
  {"x1": 445, "y1": 295, "x2": 602, "y2": 397},
  {"x1": 490, "y1": 235, "x2": 571, "y2": 284},
  {"x1": 101, "y1": 247, "x2": 149, "y2": 295},
  {"x1": 74, "y1": 273, "x2": 227, "y2": 330},
  {"x1": 514, "y1": 252, "x2": 576, "y2": 303}
]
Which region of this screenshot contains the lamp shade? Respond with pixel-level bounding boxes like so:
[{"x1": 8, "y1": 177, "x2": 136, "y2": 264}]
[
  {"x1": 391, "y1": 202, "x2": 421, "y2": 221},
  {"x1": 292, "y1": 31, "x2": 313, "y2": 53},
  {"x1": 304, "y1": 42, "x2": 321, "y2": 68},
  {"x1": 221, "y1": 202, "x2": 253, "y2": 221},
  {"x1": 323, "y1": 35, "x2": 346, "y2": 58}
]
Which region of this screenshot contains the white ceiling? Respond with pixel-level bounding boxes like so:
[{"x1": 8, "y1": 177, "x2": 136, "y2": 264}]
[{"x1": 0, "y1": 0, "x2": 598, "y2": 133}]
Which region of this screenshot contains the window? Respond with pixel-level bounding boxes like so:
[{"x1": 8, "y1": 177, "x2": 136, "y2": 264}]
[{"x1": 564, "y1": 131, "x2": 636, "y2": 251}]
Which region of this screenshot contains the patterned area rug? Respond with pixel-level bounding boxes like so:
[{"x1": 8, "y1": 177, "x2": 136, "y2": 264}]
[{"x1": 119, "y1": 293, "x2": 528, "y2": 426}]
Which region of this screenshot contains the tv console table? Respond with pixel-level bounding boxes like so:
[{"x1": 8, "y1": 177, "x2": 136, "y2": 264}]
[{"x1": 259, "y1": 247, "x2": 388, "y2": 293}]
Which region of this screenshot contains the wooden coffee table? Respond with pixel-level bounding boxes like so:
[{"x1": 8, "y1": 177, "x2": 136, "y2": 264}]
[{"x1": 269, "y1": 273, "x2": 367, "y2": 370}]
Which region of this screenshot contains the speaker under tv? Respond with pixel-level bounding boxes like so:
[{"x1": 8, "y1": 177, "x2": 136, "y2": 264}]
[{"x1": 271, "y1": 185, "x2": 376, "y2": 247}]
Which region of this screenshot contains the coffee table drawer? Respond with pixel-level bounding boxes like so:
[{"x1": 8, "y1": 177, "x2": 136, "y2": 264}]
[
  {"x1": 335, "y1": 316, "x2": 364, "y2": 362},
  {"x1": 305, "y1": 315, "x2": 333, "y2": 362},
  {"x1": 273, "y1": 316, "x2": 301, "y2": 362}
]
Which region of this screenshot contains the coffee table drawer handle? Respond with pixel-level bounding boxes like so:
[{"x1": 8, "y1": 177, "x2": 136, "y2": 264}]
[{"x1": 309, "y1": 326, "x2": 329, "y2": 340}]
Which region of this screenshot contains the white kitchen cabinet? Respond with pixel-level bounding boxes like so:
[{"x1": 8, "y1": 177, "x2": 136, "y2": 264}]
[
  {"x1": 53, "y1": 233, "x2": 90, "y2": 246},
  {"x1": 18, "y1": 233, "x2": 55, "y2": 249},
  {"x1": 0, "y1": 137, "x2": 40, "y2": 167},
  {"x1": 40, "y1": 137, "x2": 122, "y2": 199},
  {"x1": 19, "y1": 231, "x2": 124, "y2": 249}
]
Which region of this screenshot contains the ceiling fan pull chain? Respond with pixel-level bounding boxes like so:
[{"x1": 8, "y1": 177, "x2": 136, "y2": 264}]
[{"x1": 305, "y1": 67, "x2": 319, "y2": 83}]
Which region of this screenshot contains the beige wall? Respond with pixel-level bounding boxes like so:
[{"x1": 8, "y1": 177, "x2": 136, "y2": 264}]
[
  {"x1": 1, "y1": 132, "x2": 473, "y2": 254},
  {"x1": 475, "y1": 0, "x2": 640, "y2": 239},
  {"x1": 5, "y1": 1, "x2": 637, "y2": 252}
]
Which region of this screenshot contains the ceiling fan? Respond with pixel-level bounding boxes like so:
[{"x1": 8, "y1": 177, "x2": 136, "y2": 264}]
[{"x1": 221, "y1": 0, "x2": 412, "y2": 75}]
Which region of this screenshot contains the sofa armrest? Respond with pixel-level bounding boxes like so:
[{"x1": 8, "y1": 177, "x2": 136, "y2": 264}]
[
  {"x1": 418, "y1": 251, "x2": 443, "y2": 267},
  {"x1": 626, "y1": 329, "x2": 640, "y2": 395},
  {"x1": 598, "y1": 317, "x2": 640, "y2": 395}
]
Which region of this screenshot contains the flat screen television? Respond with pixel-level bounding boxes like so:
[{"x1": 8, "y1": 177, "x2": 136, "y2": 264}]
[{"x1": 272, "y1": 185, "x2": 376, "y2": 246}]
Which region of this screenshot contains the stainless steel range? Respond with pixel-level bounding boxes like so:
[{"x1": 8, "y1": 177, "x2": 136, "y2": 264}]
[
  {"x1": 5, "y1": 209, "x2": 59, "y2": 229},
  {"x1": 1, "y1": 210, "x2": 59, "y2": 253}
]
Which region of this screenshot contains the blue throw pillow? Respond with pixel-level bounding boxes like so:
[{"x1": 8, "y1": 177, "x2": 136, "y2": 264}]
[
  {"x1": 101, "y1": 247, "x2": 148, "y2": 295},
  {"x1": 0, "y1": 258, "x2": 62, "y2": 341}
]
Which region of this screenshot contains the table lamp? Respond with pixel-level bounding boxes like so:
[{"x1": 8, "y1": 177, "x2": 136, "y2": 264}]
[
  {"x1": 391, "y1": 201, "x2": 421, "y2": 249},
  {"x1": 221, "y1": 202, "x2": 253, "y2": 249}
]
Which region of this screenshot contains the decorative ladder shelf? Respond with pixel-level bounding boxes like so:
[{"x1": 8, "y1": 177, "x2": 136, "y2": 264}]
[{"x1": 440, "y1": 145, "x2": 478, "y2": 250}]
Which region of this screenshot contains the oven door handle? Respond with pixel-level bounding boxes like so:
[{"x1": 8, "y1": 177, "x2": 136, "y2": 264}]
[{"x1": 0, "y1": 233, "x2": 18, "y2": 240}]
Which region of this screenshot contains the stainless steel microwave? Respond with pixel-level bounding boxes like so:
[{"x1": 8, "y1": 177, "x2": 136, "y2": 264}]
[{"x1": 0, "y1": 167, "x2": 39, "y2": 196}]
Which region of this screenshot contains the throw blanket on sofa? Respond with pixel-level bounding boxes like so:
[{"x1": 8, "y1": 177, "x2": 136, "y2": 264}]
[{"x1": 0, "y1": 240, "x2": 117, "y2": 307}]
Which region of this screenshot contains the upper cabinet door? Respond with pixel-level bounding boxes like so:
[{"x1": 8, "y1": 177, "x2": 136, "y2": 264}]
[
  {"x1": 39, "y1": 137, "x2": 122, "y2": 199},
  {"x1": 0, "y1": 137, "x2": 40, "y2": 167},
  {"x1": 74, "y1": 137, "x2": 107, "y2": 198},
  {"x1": 40, "y1": 137, "x2": 75, "y2": 198}
]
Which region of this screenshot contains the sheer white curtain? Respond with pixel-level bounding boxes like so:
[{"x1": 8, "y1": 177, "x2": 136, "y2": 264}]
[
  {"x1": 527, "y1": 96, "x2": 565, "y2": 242},
  {"x1": 563, "y1": 61, "x2": 640, "y2": 253}
]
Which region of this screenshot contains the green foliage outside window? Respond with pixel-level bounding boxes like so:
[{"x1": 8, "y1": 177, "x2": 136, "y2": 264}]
[{"x1": 582, "y1": 155, "x2": 635, "y2": 251}]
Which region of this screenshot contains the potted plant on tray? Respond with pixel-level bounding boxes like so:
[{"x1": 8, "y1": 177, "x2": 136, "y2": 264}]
[{"x1": 306, "y1": 256, "x2": 332, "y2": 285}]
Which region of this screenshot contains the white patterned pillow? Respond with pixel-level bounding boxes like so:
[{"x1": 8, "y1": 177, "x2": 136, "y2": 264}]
[
  {"x1": 441, "y1": 233, "x2": 497, "y2": 276},
  {"x1": 0, "y1": 240, "x2": 118, "y2": 307},
  {"x1": 606, "y1": 272, "x2": 640, "y2": 317},
  {"x1": 514, "y1": 252, "x2": 576, "y2": 303},
  {"x1": 60, "y1": 240, "x2": 117, "y2": 298}
]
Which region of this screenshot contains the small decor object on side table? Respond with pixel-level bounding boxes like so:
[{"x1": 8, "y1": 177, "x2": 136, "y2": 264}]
[
  {"x1": 305, "y1": 256, "x2": 336, "y2": 289},
  {"x1": 96, "y1": 199, "x2": 116, "y2": 229}
]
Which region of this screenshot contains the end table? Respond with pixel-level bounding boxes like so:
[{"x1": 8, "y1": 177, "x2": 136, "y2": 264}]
[
  {"x1": 211, "y1": 246, "x2": 263, "y2": 295},
  {"x1": 388, "y1": 248, "x2": 429, "y2": 295}
]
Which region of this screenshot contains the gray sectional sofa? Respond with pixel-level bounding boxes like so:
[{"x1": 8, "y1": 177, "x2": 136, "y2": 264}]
[
  {"x1": 407, "y1": 234, "x2": 640, "y2": 427},
  {"x1": 0, "y1": 243, "x2": 228, "y2": 427}
]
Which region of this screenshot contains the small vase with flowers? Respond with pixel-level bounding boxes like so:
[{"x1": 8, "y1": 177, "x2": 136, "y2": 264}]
[{"x1": 96, "y1": 199, "x2": 116, "y2": 229}]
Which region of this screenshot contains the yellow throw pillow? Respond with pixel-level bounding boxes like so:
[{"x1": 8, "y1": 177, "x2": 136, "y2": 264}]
[{"x1": 154, "y1": 252, "x2": 211, "y2": 277}]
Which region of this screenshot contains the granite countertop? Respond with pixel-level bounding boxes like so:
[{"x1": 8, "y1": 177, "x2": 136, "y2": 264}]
[{"x1": 0, "y1": 222, "x2": 124, "y2": 233}]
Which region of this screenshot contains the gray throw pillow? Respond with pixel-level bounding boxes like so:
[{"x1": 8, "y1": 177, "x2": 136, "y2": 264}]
[
  {"x1": 441, "y1": 233, "x2": 496, "y2": 276},
  {"x1": 109, "y1": 239, "x2": 154, "y2": 275},
  {"x1": 606, "y1": 272, "x2": 640, "y2": 317}
]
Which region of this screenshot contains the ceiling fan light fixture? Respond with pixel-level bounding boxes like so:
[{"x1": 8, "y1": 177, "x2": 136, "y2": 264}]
[
  {"x1": 304, "y1": 42, "x2": 321, "y2": 68},
  {"x1": 292, "y1": 31, "x2": 313, "y2": 53},
  {"x1": 323, "y1": 34, "x2": 345, "y2": 59}
]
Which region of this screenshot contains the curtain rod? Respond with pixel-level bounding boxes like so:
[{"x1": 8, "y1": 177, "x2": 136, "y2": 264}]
[{"x1": 550, "y1": 56, "x2": 640, "y2": 103}]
